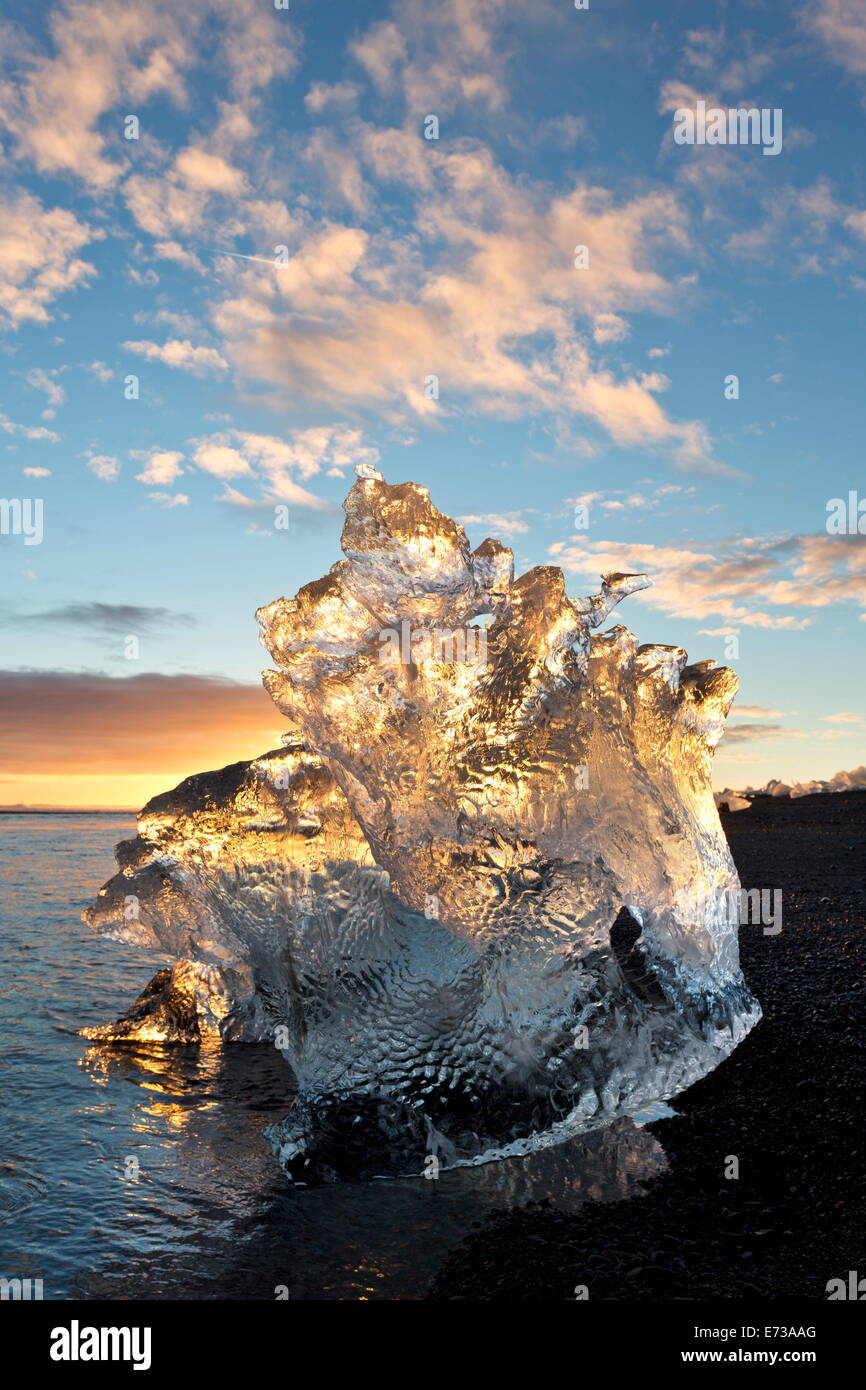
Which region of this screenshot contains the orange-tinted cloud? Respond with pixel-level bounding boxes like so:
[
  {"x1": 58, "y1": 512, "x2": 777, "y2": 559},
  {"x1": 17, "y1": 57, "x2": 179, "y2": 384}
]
[
  {"x1": 549, "y1": 530, "x2": 866, "y2": 629},
  {"x1": 0, "y1": 670, "x2": 288, "y2": 808}
]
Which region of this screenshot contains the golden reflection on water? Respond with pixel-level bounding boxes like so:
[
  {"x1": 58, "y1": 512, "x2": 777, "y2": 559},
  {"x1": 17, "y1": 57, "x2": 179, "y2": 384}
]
[{"x1": 81, "y1": 1039, "x2": 229, "y2": 1135}]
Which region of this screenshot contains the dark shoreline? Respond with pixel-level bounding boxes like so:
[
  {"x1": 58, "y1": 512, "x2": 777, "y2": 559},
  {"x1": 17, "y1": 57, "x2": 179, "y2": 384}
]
[{"x1": 428, "y1": 790, "x2": 866, "y2": 1299}]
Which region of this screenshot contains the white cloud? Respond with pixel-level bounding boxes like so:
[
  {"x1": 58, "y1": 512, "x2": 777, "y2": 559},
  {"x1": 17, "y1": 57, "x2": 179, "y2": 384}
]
[
  {"x1": 210, "y1": 148, "x2": 722, "y2": 470},
  {"x1": 122, "y1": 339, "x2": 228, "y2": 375},
  {"x1": 148, "y1": 491, "x2": 190, "y2": 507},
  {"x1": 25, "y1": 367, "x2": 66, "y2": 418},
  {"x1": 593, "y1": 312, "x2": 630, "y2": 344},
  {"x1": 86, "y1": 453, "x2": 120, "y2": 481},
  {"x1": 0, "y1": 189, "x2": 97, "y2": 327},
  {"x1": 126, "y1": 265, "x2": 160, "y2": 288},
  {"x1": 0, "y1": 0, "x2": 195, "y2": 187},
  {"x1": 351, "y1": 21, "x2": 408, "y2": 93},
  {"x1": 458, "y1": 511, "x2": 530, "y2": 537},
  {"x1": 806, "y1": 0, "x2": 866, "y2": 78},
  {"x1": 192, "y1": 426, "x2": 379, "y2": 508},
  {"x1": 350, "y1": 0, "x2": 512, "y2": 114},
  {"x1": 0, "y1": 0, "x2": 297, "y2": 188},
  {"x1": 153, "y1": 242, "x2": 207, "y2": 274},
  {"x1": 173, "y1": 148, "x2": 246, "y2": 194},
  {"x1": 549, "y1": 530, "x2": 866, "y2": 629},
  {"x1": 134, "y1": 449, "x2": 185, "y2": 486},
  {"x1": 305, "y1": 81, "x2": 360, "y2": 113},
  {"x1": 0, "y1": 412, "x2": 60, "y2": 442}
]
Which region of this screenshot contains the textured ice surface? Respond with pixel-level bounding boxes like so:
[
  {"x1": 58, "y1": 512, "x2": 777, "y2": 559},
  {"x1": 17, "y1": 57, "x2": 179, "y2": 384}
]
[{"x1": 85, "y1": 471, "x2": 760, "y2": 1181}]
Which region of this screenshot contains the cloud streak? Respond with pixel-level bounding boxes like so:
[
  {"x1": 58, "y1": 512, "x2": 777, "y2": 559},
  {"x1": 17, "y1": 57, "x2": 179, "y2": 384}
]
[
  {"x1": 549, "y1": 531, "x2": 866, "y2": 628},
  {"x1": 0, "y1": 670, "x2": 283, "y2": 775},
  {"x1": 20, "y1": 603, "x2": 194, "y2": 635}
]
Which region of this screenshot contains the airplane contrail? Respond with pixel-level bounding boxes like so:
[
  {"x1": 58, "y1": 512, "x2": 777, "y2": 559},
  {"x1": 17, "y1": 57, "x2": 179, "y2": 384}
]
[{"x1": 205, "y1": 248, "x2": 284, "y2": 265}]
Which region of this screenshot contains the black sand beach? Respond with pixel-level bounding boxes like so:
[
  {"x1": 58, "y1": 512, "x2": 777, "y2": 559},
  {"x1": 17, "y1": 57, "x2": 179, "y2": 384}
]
[{"x1": 428, "y1": 791, "x2": 866, "y2": 1300}]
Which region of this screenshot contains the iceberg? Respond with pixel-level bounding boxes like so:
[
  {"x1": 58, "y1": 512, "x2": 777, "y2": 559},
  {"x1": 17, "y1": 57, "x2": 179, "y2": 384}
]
[{"x1": 84, "y1": 470, "x2": 760, "y2": 1181}]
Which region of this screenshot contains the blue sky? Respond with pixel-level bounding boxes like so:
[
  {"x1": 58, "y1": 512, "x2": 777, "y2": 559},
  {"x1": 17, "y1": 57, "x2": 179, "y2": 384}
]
[{"x1": 1, "y1": 0, "x2": 864, "y2": 806}]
